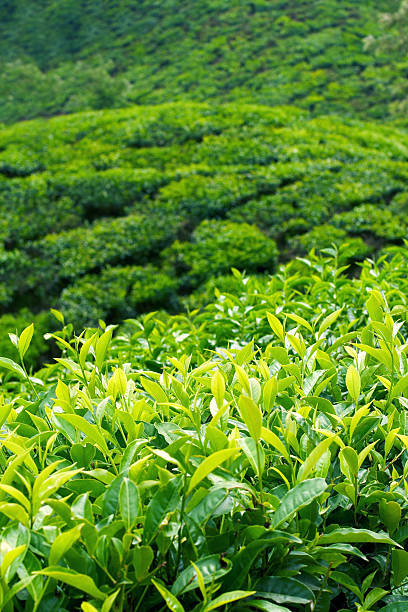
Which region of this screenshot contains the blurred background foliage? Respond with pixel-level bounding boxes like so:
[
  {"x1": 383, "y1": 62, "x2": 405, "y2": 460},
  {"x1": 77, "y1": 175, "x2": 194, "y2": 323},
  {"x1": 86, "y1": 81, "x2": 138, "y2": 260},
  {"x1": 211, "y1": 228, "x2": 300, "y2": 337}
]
[{"x1": 0, "y1": 0, "x2": 406, "y2": 124}]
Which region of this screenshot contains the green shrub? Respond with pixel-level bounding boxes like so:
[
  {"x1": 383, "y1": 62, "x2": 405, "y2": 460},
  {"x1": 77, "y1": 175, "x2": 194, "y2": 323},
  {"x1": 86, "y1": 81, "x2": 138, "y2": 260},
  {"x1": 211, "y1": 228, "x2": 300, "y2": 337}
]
[
  {"x1": 332, "y1": 204, "x2": 408, "y2": 242},
  {"x1": 60, "y1": 265, "x2": 179, "y2": 328},
  {"x1": 296, "y1": 224, "x2": 372, "y2": 259},
  {"x1": 163, "y1": 220, "x2": 279, "y2": 289}
]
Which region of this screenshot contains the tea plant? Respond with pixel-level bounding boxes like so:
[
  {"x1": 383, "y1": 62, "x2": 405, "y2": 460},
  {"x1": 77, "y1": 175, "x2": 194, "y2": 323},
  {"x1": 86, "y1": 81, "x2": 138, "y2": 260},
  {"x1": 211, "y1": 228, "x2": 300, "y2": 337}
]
[{"x1": 1, "y1": 248, "x2": 408, "y2": 610}]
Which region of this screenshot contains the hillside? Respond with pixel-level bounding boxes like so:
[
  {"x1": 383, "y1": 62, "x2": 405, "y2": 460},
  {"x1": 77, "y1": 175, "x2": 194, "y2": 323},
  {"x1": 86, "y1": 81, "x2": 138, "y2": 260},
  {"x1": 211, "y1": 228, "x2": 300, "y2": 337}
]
[
  {"x1": 1, "y1": 101, "x2": 408, "y2": 363},
  {"x1": 0, "y1": 0, "x2": 403, "y2": 124}
]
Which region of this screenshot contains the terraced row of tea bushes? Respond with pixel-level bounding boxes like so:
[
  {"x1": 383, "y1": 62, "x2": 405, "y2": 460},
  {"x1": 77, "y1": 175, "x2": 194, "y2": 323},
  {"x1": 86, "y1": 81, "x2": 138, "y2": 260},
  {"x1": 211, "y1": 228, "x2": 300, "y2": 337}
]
[
  {"x1": 1, "y1": 103, "x2": 408, "y2": 344},
  {"x1": 0, "y1": 0, "x2": 404, "y2": 123},
  {"x1": 1, "y1": 247, "x2": 408, "y2": 611}
]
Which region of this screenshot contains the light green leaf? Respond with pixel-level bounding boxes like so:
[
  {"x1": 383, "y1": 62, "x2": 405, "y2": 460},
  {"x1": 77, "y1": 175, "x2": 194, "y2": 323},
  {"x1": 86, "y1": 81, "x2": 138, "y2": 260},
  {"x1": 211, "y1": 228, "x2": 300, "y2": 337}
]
[
  {"x1": 297, "y1": 436, "x2": 337, "y2": 482},
  {"x1": 346, "y1": 365, "x2": 360, "y2": 402},
  {"x1": 0, "y1": 545, "x2": 26, "y2": 580},
  {"x1": 267, "y1": 313, "x2": 284, "y2": 342},
  {"x1": 140, "y1": 377, "x2": 168, "y2": 404},
  {"x1": 95, "y1": 328, "x2": 112, "y2": 371},
  {"x1": 238, "y1": 395, "x2": 262, "y2": 442},
  {"x1": 49, "y1": 524, "x2": 84, "y2": 566},
  {"x1": 203, "y1": 590, "x2": 256, "y2": 611},
  {"x1": 152, "y1": 579, "x2": 185, "y2": 612},
  {"x1": 187, "y1": 448, "x2": 240, "y2": 494},
  {"x1": 18, "y1": 323, "x2": 34, "y2": 360},
  {"x1": 379, "y1": 500, "x2": 401, "y2": 534},
  {"x1": 211, "y1": 370, "x2": 225, "y2": 409},
  {"x1": 339, "y1": 446, "x2": 358, "y2": 481},
  {"x1": 36, "y1": 567, "x2": 106, "y2": 600},
  {"x1": 79, "y1": 332, "x2": 98, "y2": 369},
  {"x1": 263, "y1": 377, "x2": 277, "y2": 413},
  {"x1": 101, "y1": 589, "x2": 120, "y2": 612},
  {"x1": 260, "y1": 426, "x2": 290, "y2": 463},
  {"x1": 318, "y1": 308, "x2": 343, "y2": 337},
  {"x1": 0, "y1": 357, "x2": 25, "y2": 378}
]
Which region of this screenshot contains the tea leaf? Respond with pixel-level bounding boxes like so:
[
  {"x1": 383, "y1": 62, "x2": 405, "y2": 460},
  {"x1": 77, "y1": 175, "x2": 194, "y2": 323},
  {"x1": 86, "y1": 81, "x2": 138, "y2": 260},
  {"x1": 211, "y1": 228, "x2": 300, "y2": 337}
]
[{"x1": 187, "y1": 448, "x2": 240, "y2": 494}]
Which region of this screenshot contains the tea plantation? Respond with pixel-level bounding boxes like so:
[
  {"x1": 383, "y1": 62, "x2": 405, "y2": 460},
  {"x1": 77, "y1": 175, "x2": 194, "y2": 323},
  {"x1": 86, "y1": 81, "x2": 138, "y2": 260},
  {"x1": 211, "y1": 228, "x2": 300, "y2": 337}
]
[
  {"x1": 3, "y1": 0, "x2": 408, "y2": 609},
  {"x1": 2, "y1": 102, "x2": 408, "y2": 365}
]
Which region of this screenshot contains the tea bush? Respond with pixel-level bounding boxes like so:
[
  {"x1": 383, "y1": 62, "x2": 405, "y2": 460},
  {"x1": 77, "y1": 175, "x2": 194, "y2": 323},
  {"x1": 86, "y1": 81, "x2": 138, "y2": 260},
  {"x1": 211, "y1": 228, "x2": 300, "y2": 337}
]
[
  {"x1": 163, "y1": 220, "x2": 278, "y2": 290},
  {"x1": 1, "y1": 247, "x2": 408, "y2": 610},
  {"x1": 59, "y1": 265, "x2": 178, "y2": 329}
]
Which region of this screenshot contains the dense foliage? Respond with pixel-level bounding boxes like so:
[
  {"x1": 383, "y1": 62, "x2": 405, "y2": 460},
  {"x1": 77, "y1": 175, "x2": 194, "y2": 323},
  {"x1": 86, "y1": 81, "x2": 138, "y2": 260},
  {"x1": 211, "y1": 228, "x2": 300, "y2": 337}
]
[
  {"x1": 1, "y1": 247, "x2": 408, "y2": 611},
  {"x1": 0, "y1": 0, "x2": 405, "y2": 123},
  {"x1": 2, "y1": 102, "x2": 408, "y2": 349}
]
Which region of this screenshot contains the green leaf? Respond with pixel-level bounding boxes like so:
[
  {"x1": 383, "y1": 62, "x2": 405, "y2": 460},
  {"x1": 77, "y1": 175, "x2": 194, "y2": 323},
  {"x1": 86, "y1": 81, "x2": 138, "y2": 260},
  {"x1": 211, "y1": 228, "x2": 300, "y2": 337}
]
[
  {"x1": 256, "y1": 576, "x2": 314, "y2": 605},
  {"x1": 187, "y1": 448, "x2": 240, "y2": 494},
  {"x1": 49, "y1": 524, "x2": 84, "y2": 566},
  {"x1": 133, "y1": 546, "x2": 154, "y2": 582},
  {"x1": 0, "y1": 357, "x2": 25, "y2": 378},
  {"x1": 152, "y1": 579, "x2": 185, "y2": 612},
  {"x1": 172, "y1": 555, "x2": 231, "y2": 596},
  {"x1": 330, "y1": 571, "x2": 362, "y2": 599},
  {"x1": 267, "y1": 313, "x2": 284, "y2": 343},
  {"x1": 143, "y1": 476, "x2": 182, "y2": 544},
  {"x1": 18, "y1": 323, "x2": 34, "y2": 360},
  {"x1": 319, "y1": 528, "x2": 400, "y2": 547},
  {"x1": 392, "y1": 549, "x2": 408, "y2": 586},
  {"x1": 238, "y1": 395, "x2": 262, "y2": 442},
  {"x1": 95, "y1": 328, "x2": 112, "y2": 371},
  {"x1": 70, "y1": 443, "x2": 96, "y2": 468},
  {"x1": 0, "y1": 545, "x2": 26, "y2": 581},
  {"x1": 263, "y1": 377, "x2": 277, "y2": 413},
  {"x1": 222, "y1": 533, "x2": 301, "y2": 591},
  {"x1": 203, "y1": 590, "x2": 256, "y2": 611},
  {"x1": 297, "y1": 436, "x2": 336, "y2": 482},
  {"x1": 272, "y1": 478, "x2": 327, "y2": 528},
  {"x1": 236, "y1": 601, "x2": 290, "y2": 611},
  {"x1": 261, "y1": 427, "x2": 290, "y2": 463},
  {"x1": 364, "y1": 588, "x2": 388, "y2": 609},
  {"x1": 339, "y1": 446, "x2": 358, "y2": 481},
  {"x1": 58, "y1": 414, "x2": 109, "y2": 454},
  {"x1": 346, "y1": 365, "x2": 360, "y2": 402},
  {"x1": 36, "y1": 567, "x2": 106, "y2": 600},
  {"x1": 380, "y1": 500, "x2": 401, "y2": 534},
  {"x1": 140, "y1": 377, "x2": 168, "y2": 404},
  {"x1": 211, "y1": 370, "x2": 225, "y2": 409},
  {"x1": 380, "y1": 604, "x2": 408, "y2": 612},
  {"x1": 119, "y1": 478, "x2": 139, "y2": 530}
]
